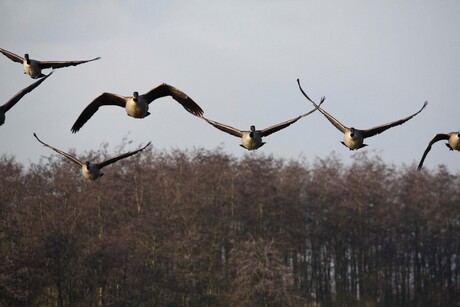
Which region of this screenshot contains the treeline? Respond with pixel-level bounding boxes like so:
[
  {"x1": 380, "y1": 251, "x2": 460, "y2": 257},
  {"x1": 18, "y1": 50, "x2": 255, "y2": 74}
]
[{"x1": 0, "y1": 146, "x2": 459, "y2": 306}]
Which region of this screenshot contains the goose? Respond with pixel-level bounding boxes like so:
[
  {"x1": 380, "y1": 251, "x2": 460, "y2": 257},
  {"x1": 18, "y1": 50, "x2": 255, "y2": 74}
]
[
  {"x1": 201, "y1": 99, "x2": 324, "y2": 150},
  {"x1": 0, "y1": 48, "x2": 100, "y2": 79},
  {"x1": 417, "y1": 132, "x2": 460, "y2": 171},
  {"x1": 0, "y1": 71, "x2": 53, "y2": 126},
  {"x1": 33, "y1": 133, "x2": 151, "y2": 180},
  {"x1": 297, "y1": 79, "x2": 428, "y2": 150},
  {"x1": 71, "y1": 83, "x2": 204, "y2": 133}
]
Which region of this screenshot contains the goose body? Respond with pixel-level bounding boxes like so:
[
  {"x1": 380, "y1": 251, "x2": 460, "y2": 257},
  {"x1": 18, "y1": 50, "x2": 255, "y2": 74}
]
[
  {"x1": 125, "y1": 93, "x2": 149, "y2": 118},
  {"x1": 447, "y1": 133, "x2": 460, "y2": 150},
  {"x1": 22, "y1": 56, "x2": 42, "y2": 78},
  {"x1": 297, "y1": 79, "x2": 428, "y2": 150},
  {"x1": 241, "y1": 127, "x2": 265, "y2": 150},
  {"x1": 71, "y1": 83, "x2": 204, "y2": 133},
  {"x1": 417, "y1": 132, "x2": 460, "y2": 171},
  {"x1": 81, "y1": 162, "x2": 102, "y2": 180},
  {"x1": 33, "y1": 133, "x2": 151, "y2": 180},
  {"x1": 202, "y1": 99, "x2": 323, "y2": 150},
  {"x1": 0, "y1": 48, "x2": 100, "y2": 79},
  {"x1": 0, "y1": 71, "x2": 53, "y2": 126},
  {"x1": 343, "y1": 128, "x2": 365, "y2": 150}
]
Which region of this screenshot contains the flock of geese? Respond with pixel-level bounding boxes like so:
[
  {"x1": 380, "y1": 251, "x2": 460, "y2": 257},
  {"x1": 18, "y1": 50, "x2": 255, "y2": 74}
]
[{"x1": 1, "y1": 47, "x2": 458, "y2": 180}]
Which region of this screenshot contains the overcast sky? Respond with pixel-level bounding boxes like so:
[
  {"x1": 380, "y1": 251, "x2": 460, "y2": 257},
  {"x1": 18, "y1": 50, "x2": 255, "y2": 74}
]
[{"x1": 1, "y1": 0, "x2": 459, "y2": 173}]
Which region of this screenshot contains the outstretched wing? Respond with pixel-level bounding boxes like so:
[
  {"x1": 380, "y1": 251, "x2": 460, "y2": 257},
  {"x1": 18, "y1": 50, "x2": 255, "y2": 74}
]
[
  {"x1": 39, "y1": 56, "x2": 101, "y2": 69},
  {"x1": 1, "y1": 71, "x2": 53, "y2": 113},
  {"x1": 417, "y1": 133, "x2": 450, "y2": 171},
  {"x1": 299, "y1": 95, "x2": 326, "y2": 118},
  {"x1": 71, "y1": 92, "x2": 127, "y2": 133},
  {"x1": 33, "y1": 133, "x2": 83, "y2": 167},
  {"x1": 202, "y1": 117, "x2": 243, "y2": 138},
  {"x1": 142, "y1": 83, "x2": 204, "y2": 117},
  {"x1": 0, "y1": 48, "x2": 24, "y2": 63},
  {"x1": 297, "y1": 79, "x2": 348, "y2": 133},
  {"x1": 261, "y1": 115, "x2": 303, "y2": 137},
  {"x1": 98, "y1": 142, "x2": 152, "y2": 169},
  {"x1": 260, "y1": 91, "x2": 326, "y2": 137},
  {"x1": 363, "y1": 101, "x2": 428, "y2": 138}
]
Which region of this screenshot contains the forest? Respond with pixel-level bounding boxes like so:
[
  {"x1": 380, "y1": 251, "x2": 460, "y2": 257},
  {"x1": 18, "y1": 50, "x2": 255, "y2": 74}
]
[{"x1": 0, "y1": 144, "x2": 459, "y2": 306}]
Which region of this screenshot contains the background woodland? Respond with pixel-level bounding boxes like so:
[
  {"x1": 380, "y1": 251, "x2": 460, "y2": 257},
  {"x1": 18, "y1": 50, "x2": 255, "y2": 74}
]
[{"x1": 0, "y1": 144, "x2": 459, "y2": 306}]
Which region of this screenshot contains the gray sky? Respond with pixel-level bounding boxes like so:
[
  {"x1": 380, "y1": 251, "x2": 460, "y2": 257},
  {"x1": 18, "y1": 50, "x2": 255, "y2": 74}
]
[{"x1": 1, "y1": 0, "x2": 459, "y2": 172}]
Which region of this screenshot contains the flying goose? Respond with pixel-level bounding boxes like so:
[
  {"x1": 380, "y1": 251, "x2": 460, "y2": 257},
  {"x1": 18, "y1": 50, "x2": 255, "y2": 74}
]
[
  {"x1": 297, "y1": 79, "x2": 428, "y2": 150},
  {"x1": 71, "y1": 83, "x2": 204, "y2": 133},
  {"x1": 33, "y1": 133, "x2": 151, "y2": 180},
  {"x1": 0, "y1": 48, "x2": 100, "y2": 79},
  {"x1": 0, "y1": 71, "x2": 53, "y2": 126},
  {"x1": 201, "y1": 99, "x2": 324, "y2": 150},
  {"x1": 417, "y1": 132, "x2": 460, "y2": 171}
]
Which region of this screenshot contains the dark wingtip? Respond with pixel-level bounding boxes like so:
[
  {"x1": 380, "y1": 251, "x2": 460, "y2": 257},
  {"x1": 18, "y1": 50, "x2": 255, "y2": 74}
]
[
  {"x1": 33, "y1": 132, "x2": 44, "y2": 145},
  {"x1": 296, "y1": 78, "x2": 302, "y2": 88},
  {"x1": 296, "y1": 78, "x2": 309, "y2": 99},
  {"x1": 142, "y1": 141, "x2": 152, "y2": 150},
  {"x1": 189, "y1": 106, "x2": 204, "y2": 117}
]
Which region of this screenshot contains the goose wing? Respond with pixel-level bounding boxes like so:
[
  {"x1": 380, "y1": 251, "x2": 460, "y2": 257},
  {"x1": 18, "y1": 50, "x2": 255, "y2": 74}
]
[
  {"x1": 71, "y1": 92, "x2": 127, "y2": 133},
  {"x1": 363, "y1": 101, "x2": 428, "y2": 138},
  {"x1": 299, "y1": 94, "x2": 326, "y2": 118},
  {"x1": 97, "y1": 142, "x2": 151, "y2": 169},
  {"x1": 39, "y1": 56, "x2": 101, "y2": 69},
  {"x1": 417, "y1": 133, "x2": 450, "y2": 171},
  {"x1": 261, "y1": 97, "x2": 326, "y2": 137},
  {"x1": 33, "y1": 133, "x2": 83, "y2": 167},
  {"x1": 1, "y1": 71, "x2": 53, "y2": 113},
  {"x1": 142, "y1": 83, "x2": 204, "y2": 117},
  {"x1": 297, "y1": 79, "x2": 347, "y2": 133},
  {"x1": 203, "y1": 117, "x2": 243, "y2": 138},
  {"x1": 261, "y1": 115, "x2": 303, "y2": 137},
  {"x1": 0, "y1": 48, "x2": 24, "y2": 63}
]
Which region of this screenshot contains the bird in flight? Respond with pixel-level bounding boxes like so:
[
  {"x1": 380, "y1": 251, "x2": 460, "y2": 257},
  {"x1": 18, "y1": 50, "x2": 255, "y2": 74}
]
[
  {"x1": 71, "y1": 83, "x2": 204, "y2": 133},
  {"x1": 297, "y1": 78, "x2": 428, "y2": 150},
  {"x1": 201, "y1": 98, "x2": 324, "y2": 150},
  {"x1": 417, "y1": 132, "x2": 460, "y2": 171},
  {"x1": 1, "y1": 71, "x2": 53, "y2": 126},
  {"x1": 0, "y1": 47, "x2": 100, "y2": 79},
  {"x1": 33, "y1": 133, "x2": 151, "y2": 180}
]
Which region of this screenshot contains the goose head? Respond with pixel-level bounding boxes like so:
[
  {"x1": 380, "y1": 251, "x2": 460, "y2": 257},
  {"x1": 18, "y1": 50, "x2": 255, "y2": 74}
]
[
  {"x1": 83, "y1": 161, "x2": 103, "y2": 179},
  {"x1": 133, "y1": 91, "x2": 139, "y2": 102},
  {"x1": 349, "y1": 127, "x2": 356, "y2": 138},
  {"x1": 249, "y1": 125, "x2": 256, "y2": 138},
  {"x1": 24, "y1": 54, "x2": 31, "y2": 64}
]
